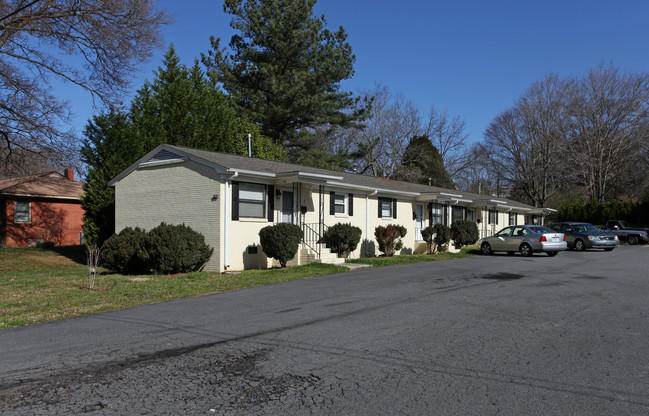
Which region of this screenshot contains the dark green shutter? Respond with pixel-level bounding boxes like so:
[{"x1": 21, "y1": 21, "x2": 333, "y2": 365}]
[
  {"x1": 392, "y1": 198, "x2": 397, "y2": 219},
  {"x1": 330, "y1": 191, "x2": 335, "y2": 215},
  {"x1": 267, "y1": 185, "x2": 274, "y2": 222},
  {"x1": 378, "y1": 198, "x2": 383, "y2": 218},
  {"x1": 232, "y1": 181, "x2": 239, "y2": 221},
  {"x1": 348, "y1": 193, "x2": 354, "y2": 216}
]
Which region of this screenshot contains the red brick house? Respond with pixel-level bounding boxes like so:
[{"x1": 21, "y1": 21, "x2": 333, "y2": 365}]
[{"x1": 0, "y1": 169, "x2": 84, "y2": 247}]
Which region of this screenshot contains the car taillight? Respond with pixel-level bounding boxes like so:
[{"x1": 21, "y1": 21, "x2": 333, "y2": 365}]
[
  {"x1": 539, "y1": 235, "x2": 547, "y2": 242},
  {"x1": 563, "y1": 235, "x2": 566, "y2": 241}
]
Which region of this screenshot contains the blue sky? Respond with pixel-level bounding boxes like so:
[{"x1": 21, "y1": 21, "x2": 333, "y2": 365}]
[{"x1": 66, "y1": 0, "x2": 649, "y2": 144}]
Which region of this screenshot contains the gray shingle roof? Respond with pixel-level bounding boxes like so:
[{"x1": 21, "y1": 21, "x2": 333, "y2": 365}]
[{"x1": 160, "y1": 145, "x2": 537, "y2": 210}]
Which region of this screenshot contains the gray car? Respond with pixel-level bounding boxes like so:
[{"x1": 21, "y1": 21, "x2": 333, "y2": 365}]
[
  {"x1": 549, "y1": 222, "x2": 619, "y2": 251},
  {"x1": 478, "y1": 225, "x2": 567, "y2": 256}
]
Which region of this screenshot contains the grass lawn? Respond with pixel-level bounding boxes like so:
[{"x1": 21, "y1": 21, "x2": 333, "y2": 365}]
[
  {"x1": 0, "y1": 245, "x2": 475, "y2": 329},
  {"x1": 0, "y1": 246, "x2": 349, "y2": 329},
  {"x1": 346, "y1": 247, "x2": 475, "y2": 267}
]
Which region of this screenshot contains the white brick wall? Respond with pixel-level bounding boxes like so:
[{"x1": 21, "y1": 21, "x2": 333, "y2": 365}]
[{"x1": 114, "y1": 161, "x2": 223, "y2": 272}]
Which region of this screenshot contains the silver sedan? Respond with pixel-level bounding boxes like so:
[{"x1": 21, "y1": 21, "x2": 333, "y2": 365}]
[{"x1": 478, "y1": 225, "x2": 567, "y2": 256}]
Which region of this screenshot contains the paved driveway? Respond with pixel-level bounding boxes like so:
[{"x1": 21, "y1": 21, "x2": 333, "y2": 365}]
[{"x1": 1, "y1": 246, "x2": 649, "y2": 415}]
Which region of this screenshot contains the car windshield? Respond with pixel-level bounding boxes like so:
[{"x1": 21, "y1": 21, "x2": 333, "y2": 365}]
[
  {"x1": 529, "y1": 226, "x2": 553, "y2": 234},
  {"x1": 573, "y1": 224, "x2": 600, "y2": 233}
]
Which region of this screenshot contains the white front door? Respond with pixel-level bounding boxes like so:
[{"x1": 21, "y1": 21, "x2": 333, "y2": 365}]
[{"x1": 415, "y1": 204, "x2": 424, "y2": 241}]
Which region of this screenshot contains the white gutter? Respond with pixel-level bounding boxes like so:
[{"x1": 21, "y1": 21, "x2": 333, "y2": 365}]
[
  {"x1": 276, "y1": 171, "x2": 344, "y2": 181},
  {"x1": 138, "y1": 158, "x2": 188, "y2": 168},
  {"x1": 326, "y1": 181, "x2": 419, "y2": 197},
  {"x1": 497, "y1": 204, "x2": 530, "y2": 211},
  {"x1": 223, "y1": 171, "x2": 238, "y2": 271},
  {"x1": 439, "y1": 192, "x2": 464, "y2": 198},
  {"x1": 365, "y1": 194, "x2": 371, "y2": 256},
  {"x1": 1, "y1": 193, "x2": 82, "y2": 200},
  {"x1": 227, "y1": 168, "x2": 275, "y2": 178},
  {"x1": 364, "y1": 189, "x2": 377, "y2": 256}
]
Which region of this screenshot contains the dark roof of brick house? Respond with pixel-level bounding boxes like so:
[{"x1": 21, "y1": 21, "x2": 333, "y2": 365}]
[{"x1": 0, "y1": 172, "x2": 83, "y2": 201}]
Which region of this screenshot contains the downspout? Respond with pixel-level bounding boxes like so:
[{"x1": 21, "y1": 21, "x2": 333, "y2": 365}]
[
  {"x1": 366, "y1": 190, "x2": 377, "y2": 256},
  {"x1": 224, "y1": 172, "x2": 238, "y2": 271}
]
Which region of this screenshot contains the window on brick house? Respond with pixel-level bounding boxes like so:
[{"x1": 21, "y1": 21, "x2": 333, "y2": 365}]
[
  {"x1": 378, "y1": 197, "x2": 396, "y2": 218},
  {"x1": 430, "y1": 203, "x2": 443, "y2": 225},
  {"x1": 488, "y1": 208, "x2": 498, "y2": 225},
  {"x1": 451, "y1": 206, "x2": 465, "y2": 223},
  {"x1": 237, "y1": 182, "x2": 266, "y2": 218},
  {"x1": 333, "y1": 193, "x2": 346, "y2": 214},
  {"x1": 15, "y1": 201, "x2": 31, "y2": 223}
]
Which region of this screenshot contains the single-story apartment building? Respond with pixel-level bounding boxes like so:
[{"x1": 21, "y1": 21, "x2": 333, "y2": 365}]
[
  {"x1": 109, "y1": 144, "x2": 553, "y2": 272},
  {"x1": 0, "y1": 169, "x2": 84, "y2": 247}
]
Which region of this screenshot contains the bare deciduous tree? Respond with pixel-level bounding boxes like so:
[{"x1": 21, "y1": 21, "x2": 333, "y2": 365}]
[
  {"x1": 424, "y1": 106, "x2": 474, "y2": 180},
  {"x1": 350, "y1": 85, "x2": 421, "y2": 178},
  {"x1": 566, "y1": 65, "x2": 649, "y2": 201},
  {"x1": 482, "y1": 74, "x2": 569, "y2": 207},
  {"x1": 0, "y1": 0, "x2": 170, "y2": 170}
]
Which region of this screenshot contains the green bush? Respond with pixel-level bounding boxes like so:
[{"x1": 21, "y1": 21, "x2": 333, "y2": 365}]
[
  {"x1": 557, "y1": 199, "x2": 649, "y2": 225},
  {"x1": 374, "y1": 224, "x2": 407, "y2": 256},
  {"x1": 102, "y1": 224, "x2": 213, "y2": 275},
  {"x1": 259, "y1": 223, "x2": 303, "y2": 267},
  {"x1": 146, "y1": 223, "x2": 214, "y2": 274},
  {"x1": 102, "y1": 227, "x2": 149, "y2": 275},
  {"x1": 323, "y1": 223, "x2": 362, "y2": 258},
  {"x1": 451, "y1": 220, "x2": 479, "y2": 248},
  {"x1": 35, "y1": 241, "x2": 55, "y2": 249},
  {"x1": 422, "y1": 223, "x2": 451, "y2": 253}
]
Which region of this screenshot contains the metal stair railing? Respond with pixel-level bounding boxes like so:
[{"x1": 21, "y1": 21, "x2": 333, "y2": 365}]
[{"x1": 302, "y1": 222, "x2": 327, "y2": 260}]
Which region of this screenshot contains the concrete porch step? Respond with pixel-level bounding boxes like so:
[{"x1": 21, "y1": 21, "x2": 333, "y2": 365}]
[{"x1": 300, "y1": 244, "x2": 347, "y2": 265}]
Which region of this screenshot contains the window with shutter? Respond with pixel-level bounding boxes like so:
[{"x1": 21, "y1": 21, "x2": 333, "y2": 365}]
[
  {"x1": 378, "y1": 197, "x2": 394, "y2": 218},
  {"x1": 234, "y1": 182, "x2": 266, "y2": 219}
]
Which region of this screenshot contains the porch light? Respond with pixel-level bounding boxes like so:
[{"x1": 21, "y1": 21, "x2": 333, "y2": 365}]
[{"x1": 275, "y1": 189, "x2": 282, "y2": 199}]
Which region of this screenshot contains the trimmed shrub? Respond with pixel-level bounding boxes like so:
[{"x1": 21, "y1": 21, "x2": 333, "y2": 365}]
[
  {"x1": 421, "y1": 226, "x2": 435, "y2": 254},
  {"x1": 323, "y1": 223, "x2": 362, "y2": 258},
  {"x1": 423, "y1": 223, "x2": 451, "y2": 253},
  {"x1": 145, "y1": 223, "x2": 214, "y2": 274},
  {"x1": 557, "y1": 199, "x2": 649, "y2": 225},
  {"x1": 374, "y1": 224, "x2": 407, "y2": 256},
  {"x1": 451, "y1": 220, "x2": 479, "y2": 248},
  {"x1": 259, "y1": 223, "x2": 303, "y2": 267},
  {"x1": 102, "y1": 227, "x2": 149, "y2": 275}
]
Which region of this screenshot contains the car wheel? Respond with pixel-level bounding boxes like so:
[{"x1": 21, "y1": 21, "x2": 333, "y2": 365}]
[
  {"x1": 481, "y1": 242, "x2": 492, "y2": 255},
  {"x1": 604, "y1": 248, "x2": 614, "y2": 251},
  {"x1": 628, "y1": 235, "x2": 638, "y2": 245},
  {"x1": 547, "y1": 251, "x2": 558, "y2": 257},
  {"x1": 574, "y1": 239, "x2": 585, "y2": 251},
  {"x1": 519, "y1": 243, "x2": 533, "y2": 257}
]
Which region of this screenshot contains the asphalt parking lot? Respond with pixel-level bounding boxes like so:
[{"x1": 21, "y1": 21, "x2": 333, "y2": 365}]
[{"x1": 1, "y1": 245, "x2": 648, "y2": 415}]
